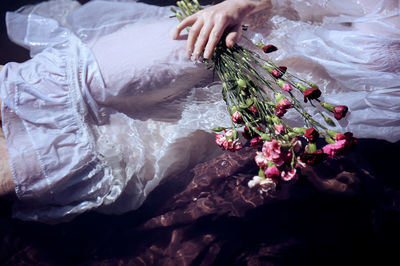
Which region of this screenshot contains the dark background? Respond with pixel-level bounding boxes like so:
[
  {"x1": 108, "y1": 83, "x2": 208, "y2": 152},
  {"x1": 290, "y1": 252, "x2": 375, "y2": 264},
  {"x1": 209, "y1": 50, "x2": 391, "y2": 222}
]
[{"x1": 0, "y1": 0, "x2": 90, "y2": 64}]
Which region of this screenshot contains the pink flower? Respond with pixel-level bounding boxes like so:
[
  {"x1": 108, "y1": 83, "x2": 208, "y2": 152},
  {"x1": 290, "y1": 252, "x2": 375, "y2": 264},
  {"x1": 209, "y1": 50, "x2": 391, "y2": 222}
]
[
  {"x1": 215, "y1": 130, "x2": 243, "y2": 152},
  {"x1": 215, "y1": 134, "x2": 226, "y2": 146},
  {"x1": 281, "y1": 168, "x2": 297, "y2": 181},
  {"x1": 232, "y1": 110, "x2": 243, "y2": 124},
  {"x1": 303, "y1": 87, "x2": 321, "y2": 102},
  {"x1": 333, "y1": 105, "x2": 348, "y2": 120},
  {"x1": 333, "y1": 132, "x2": 357, "y2": 153},
  {"x1": 266, "y1": 166, "x2": 280, "y2": 179},
  {"x1": 277, "y1": 99, "x2": 292, "y2": 110},
  {"x1": 322, "y1": 139, "x2": 347, "y2": 157},
  {"x1": 262, "y1": 44, "x2": 278, "y2": 53},
  {"x1": 262, "y1": 139, "x2": 284, "y2": 166},
  {"x1": 250, "y1": 136, "x2": 263, "y2": 147},
  {"x1": 282, "y1": 83, "x2": 293, "y2": 92},
  {"x1": 249, "y1": 106, "x2": 258, "y2": 114},
  {"x1": 304, "y1": 128, "x2": 319, "y2": 142},
  {"x1": 231, "y1": 141, "x2": 243, "y2": 151},
  {"x1": 271, "y1": 66, "x2": 287, "y2": 78},
  {"x1": 274, "y1": 124, "x2": 286, "y2": 135},
  {"x1": 255, "y1": 151, "x2": 268, "y2": 168}
]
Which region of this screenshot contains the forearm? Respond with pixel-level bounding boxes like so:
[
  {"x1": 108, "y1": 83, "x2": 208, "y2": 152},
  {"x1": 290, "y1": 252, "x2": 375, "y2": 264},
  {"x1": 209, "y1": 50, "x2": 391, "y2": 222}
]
[
  {"x1": 0, "y1": 135, "x2": 14, "y2": 197},
  {"x1": 0, "y1": 65, "x2": 14, "y2": 196}
]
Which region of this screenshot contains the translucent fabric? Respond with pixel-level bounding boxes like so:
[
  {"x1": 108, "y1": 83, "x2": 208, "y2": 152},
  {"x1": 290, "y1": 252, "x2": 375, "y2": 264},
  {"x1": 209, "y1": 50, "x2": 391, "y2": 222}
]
[{"x1": 0, "y1": 0, "x2": 399, "y2": 222}]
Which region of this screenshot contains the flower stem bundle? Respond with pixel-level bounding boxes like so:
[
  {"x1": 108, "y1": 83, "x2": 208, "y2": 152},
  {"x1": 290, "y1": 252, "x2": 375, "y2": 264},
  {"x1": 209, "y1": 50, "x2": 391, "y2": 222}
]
[{"x1": 172, "y1": 0, "x2": 356, "y2": 193}]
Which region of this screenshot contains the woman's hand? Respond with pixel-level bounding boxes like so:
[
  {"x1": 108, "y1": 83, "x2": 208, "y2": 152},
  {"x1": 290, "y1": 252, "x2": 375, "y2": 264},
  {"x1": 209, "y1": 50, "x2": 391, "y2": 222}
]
[{"x1": 172, "y1": 0, "x2": 272, "y2": 60}]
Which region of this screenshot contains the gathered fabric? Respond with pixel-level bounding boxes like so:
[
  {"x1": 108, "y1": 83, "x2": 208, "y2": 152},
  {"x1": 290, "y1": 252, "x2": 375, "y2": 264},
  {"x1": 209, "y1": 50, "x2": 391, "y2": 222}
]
[{"x1": 0, "y1": 0, "x2": 399, "y2": 222}]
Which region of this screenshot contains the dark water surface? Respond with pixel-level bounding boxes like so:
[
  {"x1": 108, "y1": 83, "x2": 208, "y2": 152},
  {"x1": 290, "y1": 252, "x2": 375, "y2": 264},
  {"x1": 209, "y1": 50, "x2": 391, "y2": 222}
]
[{"x1": 1, "y1": 139, "x2": 400, "y2": 265}]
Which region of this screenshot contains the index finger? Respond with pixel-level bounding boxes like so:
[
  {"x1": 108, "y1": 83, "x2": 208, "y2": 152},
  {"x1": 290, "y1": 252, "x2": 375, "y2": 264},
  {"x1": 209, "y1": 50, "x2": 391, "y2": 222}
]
[{"x1": 172, "y1": 14, "x2": 198, "y2": 39}]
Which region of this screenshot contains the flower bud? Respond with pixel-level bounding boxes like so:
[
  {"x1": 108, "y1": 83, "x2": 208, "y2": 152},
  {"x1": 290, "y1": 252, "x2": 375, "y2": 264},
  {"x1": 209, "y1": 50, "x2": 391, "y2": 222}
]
[
  {"x1": 245, "y1": 98, "x2": 254, "y2": 107},
  {"x1": 292, "y1": 127, "x2": 306, "y2": 135},
  {"x1": 250, "y1": 136, "x2": 263, "y2": 147},
  {"x1": 333, "y1": 105, "x2": 348, "y2": 120},
  {"x1": 326, "y1": 129, "x2": 339, "y2": 138},
  {"x1": 308, "y1": 83, "x2": 319, "y2": 88},
  {"x1": 262, "y1": 65, "x2": 274, "y2": 73},
  {"x1": 258, "y1": 168, "x2": 266, "y2": 178},
  {"x1": 324, "y1": 116, "x2": 336, "y2": 127},
  {"x1": 320, "y1": 102, "x2": 335, "y2": 111},
  {"x1": 271, "y1": 116, "x2": 281, "y2": 125},
  {"x1": 232, "y1": 111, "x2": 243, "y2": 124},
  {"x1": 303, "y1": 87, "x2": 321, "y2": 102},
  {"x1": 230, "y1": 106, "x2": 239, "y2": 114},
  {"x1": 274, "y1": 92, "x2": 285, "y2": 103},
  {"x1": 262, "y1": 44, "x2": 278, "y2": 53},
  {"x1": 212, "y1": 126, "x2": 227, "y2": 132},
  {"x1": 280, "y1": 82, "x2": 293, "y2": 92},
  {"x1": 271, "y1": 66, "x2": 287, "y2": 78},
  {"x1": 239, "y1": 102, "x2": 248, "y2": 109},
  {"x1": 256, "y1": 42, "x2": 265, "y2": 49},
  {"x1": 304, "y1": 128, "x2": 319, "y2": 142},
  {"x1": 307, "y1": 142, "x2": 317, "y2": 153},
  {"x1": 261, "y1": 134, "x2": 272, "y2": 141},
  {"x1": 274, "y1": 108, "x2": 286, "y2": 118},
  {"x1": 237, "y1": 79, "x2": 247, "y2": 88},
  {"x1": 231, "y1": 129, "x2": 238, "y2": 140},
  {"x1": 295, "y1": 82, "x2": 309, "y2": 92},
  {"x1": 249, "y1": 106, "x2": 258, "y2": 114}
]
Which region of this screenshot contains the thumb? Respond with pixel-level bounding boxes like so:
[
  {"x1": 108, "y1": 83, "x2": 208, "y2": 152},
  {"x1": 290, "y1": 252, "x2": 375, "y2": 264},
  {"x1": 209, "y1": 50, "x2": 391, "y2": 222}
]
[{"x1": 225, "y1": 24, "x2": 242, "y2": 48}]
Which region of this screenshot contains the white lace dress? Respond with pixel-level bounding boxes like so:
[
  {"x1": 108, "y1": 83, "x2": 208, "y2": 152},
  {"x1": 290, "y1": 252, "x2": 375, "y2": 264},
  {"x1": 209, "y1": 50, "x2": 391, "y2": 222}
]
[{"x1": 0, "y1": 0, "x2": 399, "y2": 222}]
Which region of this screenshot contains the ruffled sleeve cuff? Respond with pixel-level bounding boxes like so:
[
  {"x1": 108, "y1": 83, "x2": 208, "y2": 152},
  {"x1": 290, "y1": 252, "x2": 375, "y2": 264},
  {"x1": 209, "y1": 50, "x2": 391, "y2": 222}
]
[{"x1": 0, "y1": 10, "x2": 114, "y2": 223}]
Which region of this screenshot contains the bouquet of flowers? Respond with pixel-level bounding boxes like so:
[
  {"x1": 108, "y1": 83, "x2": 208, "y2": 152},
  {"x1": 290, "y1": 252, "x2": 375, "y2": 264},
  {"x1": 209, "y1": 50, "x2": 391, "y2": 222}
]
[{"x1": 172, "y1": 0, "x2": 357, "y2": 193}]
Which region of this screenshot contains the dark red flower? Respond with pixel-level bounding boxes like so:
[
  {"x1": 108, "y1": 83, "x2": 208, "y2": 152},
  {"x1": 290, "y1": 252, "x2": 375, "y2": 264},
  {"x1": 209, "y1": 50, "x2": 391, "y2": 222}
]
[
  {"x1": 263, "y1": 44, "x2": 278, "y2": 53},
  {"x1": 250, "y1": 136, "x2": 263, "y2": 147},
  {"x1": 303, "y1": 87, "x2": 321, "y2": 102},
  {"x1": 274, "y1": 108, "x2": 287, "y2": 118},
  {"x1": 304, "y1": 128, "x2": 319, "y2": 142},
  {"x1": 271, "y1": 66, "x2": 287, "y2": 78},
  {"x1": 333, "y1": 105, "x2": 348, "y2": 120},
  {"x1": 300, "y1": 150, "x2": 328, "y2": 165},
  {"x1": 249, "y1": 106, "x2": 258, "y2": 114}
]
